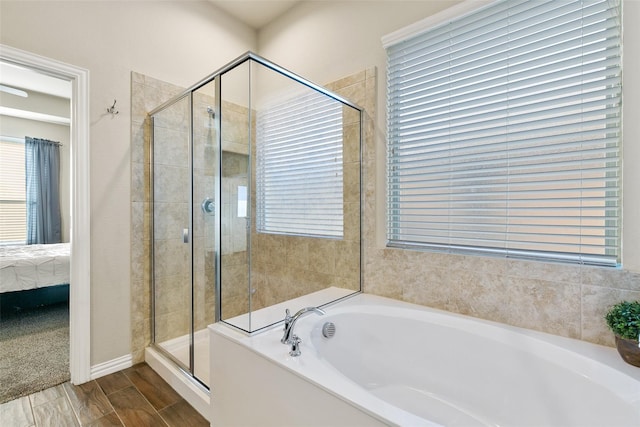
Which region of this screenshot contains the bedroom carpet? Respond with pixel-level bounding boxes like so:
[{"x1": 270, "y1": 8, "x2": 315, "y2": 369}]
[{"x1": 0, "y1": 303, "x2": 69, "y2": 404}]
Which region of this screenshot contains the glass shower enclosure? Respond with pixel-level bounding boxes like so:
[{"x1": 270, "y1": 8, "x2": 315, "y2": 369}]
[{"x1": 149, "y1": 52, "x2": 362, "y2": 389}]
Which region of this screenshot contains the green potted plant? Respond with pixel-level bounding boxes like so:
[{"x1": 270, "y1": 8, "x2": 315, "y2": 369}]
[{"x1": 605, "y1": 300, "x2": 640, "y2": 367}]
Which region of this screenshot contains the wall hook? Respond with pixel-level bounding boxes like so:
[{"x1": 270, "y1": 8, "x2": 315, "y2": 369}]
[{"x1": 107, "y1": 99, "x2": 119, "y2": 115}]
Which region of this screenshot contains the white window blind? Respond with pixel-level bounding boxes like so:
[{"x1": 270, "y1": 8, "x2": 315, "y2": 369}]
[
  {"x1": 0, "y1": 138, "x2": 27, "y2": 244},
  {"x1": 387, "y1": 0, "x2": 621, "y2": 266},
  {"x1": 256, "y1": 90, "x2": 344, "y2": 238}
]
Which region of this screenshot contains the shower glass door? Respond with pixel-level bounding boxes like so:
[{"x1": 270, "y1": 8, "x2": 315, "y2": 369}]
[
  {"x1": 152, "y1": 94, "x2": 192, "y2": 375},
  {"x1": 151, "y1": 87, "x2": 217, "y2": 388},
  {"x1": 192, "y1": 80, "x2": 218, "y2": 387}
]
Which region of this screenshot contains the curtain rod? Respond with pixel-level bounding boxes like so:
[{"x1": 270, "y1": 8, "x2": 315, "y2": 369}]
[{"x1": 1, "y1": 135, "x2": 63, "y2": 145}]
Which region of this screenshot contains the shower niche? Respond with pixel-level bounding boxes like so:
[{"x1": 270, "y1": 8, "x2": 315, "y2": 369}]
[{"x1": 149, "y1": 52, "x2": 362, "y2": 388}]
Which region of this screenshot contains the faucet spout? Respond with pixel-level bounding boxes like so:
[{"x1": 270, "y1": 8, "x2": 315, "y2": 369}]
[{"x1": 281, "y1": 306, "x2": 325, "y2": 346}]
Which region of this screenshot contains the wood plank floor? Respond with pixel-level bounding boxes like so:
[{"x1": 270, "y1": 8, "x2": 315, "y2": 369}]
[{"x1": 0, "y1": 363, "x2": 209, "y2": 427}]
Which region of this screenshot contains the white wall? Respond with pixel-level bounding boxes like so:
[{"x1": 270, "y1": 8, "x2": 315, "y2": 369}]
[
  {"x1": 0, "y1": 0, "x2": 256, "y2": 365},
  {"x1": 259, "y1": 0, "x2": 640, "y2": 273}
]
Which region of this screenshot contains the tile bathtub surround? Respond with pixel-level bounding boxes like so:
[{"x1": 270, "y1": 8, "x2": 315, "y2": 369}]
[
  {"x1": 364, "y1": 249, "x2": 640, "y2": 346},
  {"x1": 0, "y1": 363, "x2": 208, "y2": 427}
]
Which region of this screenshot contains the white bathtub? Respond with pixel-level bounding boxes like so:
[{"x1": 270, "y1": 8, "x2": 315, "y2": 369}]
[{"x1": 210, "y1": 294, "x2": 640, "y2": 426}]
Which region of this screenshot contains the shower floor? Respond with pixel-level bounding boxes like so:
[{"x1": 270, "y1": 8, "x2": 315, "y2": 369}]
[{"x1": 157, "y1": 329, "x2": 210, "y2": 388}]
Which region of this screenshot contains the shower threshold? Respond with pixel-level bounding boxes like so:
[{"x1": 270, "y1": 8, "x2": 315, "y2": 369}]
[
  {"x1": 145, "y1": 335, "x2": 210, "y2": 421},
  {"x1": 155, "y1": 328, "x2": 210, "y2": 388}
]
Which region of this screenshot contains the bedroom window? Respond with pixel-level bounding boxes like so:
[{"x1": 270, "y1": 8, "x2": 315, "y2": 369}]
[
  {"x1": 385, "y1": 0, "x2": 622, "y2": 266},
  {"x1": 0, "y1": 137, "x2": 27, "y2": 244},
  {"x1": 256, "y1": 90, "x2": 344, "y2": 238}
]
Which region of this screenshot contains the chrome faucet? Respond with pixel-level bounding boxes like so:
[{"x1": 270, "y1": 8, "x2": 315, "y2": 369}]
[{"x1": 281, "y1": 306, "x2": 325, "y2": 356}]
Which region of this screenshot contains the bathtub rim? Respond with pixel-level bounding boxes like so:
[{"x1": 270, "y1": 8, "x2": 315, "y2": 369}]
[{"x1": 209, "y1": 293, "x2": 640, "y2": 426}]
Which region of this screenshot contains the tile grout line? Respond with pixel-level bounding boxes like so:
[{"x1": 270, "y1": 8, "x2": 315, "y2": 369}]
[
  {"x1": 93, "y1": 380, "x2": 124, "y2": 427},
  {"x1": 120, "y1": 369, "x2": 170, "y2": 427},
  {"x1": 27, "y1": 394, "x2": 36, "y2": 427},
  {"x1": 60, "y1": 382, "x2": 82, "y2": 427},
  {"x1": 94, "y1": 378, "x2": 137, "y2": 427},
  {"x1": 155, "y1": 408, "x2": 172, "y2": 427},
  {"x1": 100, "y1": 386, "x2": 126, "y2": 427}
]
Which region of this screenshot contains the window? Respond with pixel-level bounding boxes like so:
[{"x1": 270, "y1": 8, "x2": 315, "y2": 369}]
[
  {"x1": 237, "y1": 185, "x2": 247, "y2": 218},
  {"x1": 386, "y1": 0, "x2": 621, "y2": 266},
  {"x1": 0, "y1": 137, "x2": 26, "y2": 244},
  {"x1": 256, "y1": 90, "x2": 344, "y2": 238}
]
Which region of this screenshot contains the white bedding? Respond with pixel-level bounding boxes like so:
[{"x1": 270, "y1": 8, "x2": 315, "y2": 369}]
[{"x1": 0, "y1": 243, "x2": 70, "y2": 293}]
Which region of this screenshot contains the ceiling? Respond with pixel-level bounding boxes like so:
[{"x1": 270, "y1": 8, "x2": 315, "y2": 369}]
[
  {"x1": 0, "y1": 1, "x2": 302, "y2": 99},
  {"x1": 0, "y1": 61, "x2": 71, "y2": 99},
  {"x1": 208, "y1": 0, "x2": 302, "y2": 29}
]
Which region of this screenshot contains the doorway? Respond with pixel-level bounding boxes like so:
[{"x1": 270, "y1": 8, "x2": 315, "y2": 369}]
[{"x1": 0, "y1": 44, "x2": 90, "y2": 385}]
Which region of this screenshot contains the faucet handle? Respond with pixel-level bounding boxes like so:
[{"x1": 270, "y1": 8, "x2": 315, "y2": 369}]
[{"x1": 289, "y1": 335, "x2": 302, "y2": 357}]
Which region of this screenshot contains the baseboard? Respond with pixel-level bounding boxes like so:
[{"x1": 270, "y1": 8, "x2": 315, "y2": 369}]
[{"x1": 90, "y1": 354, "x2": 133, "y2": 380}]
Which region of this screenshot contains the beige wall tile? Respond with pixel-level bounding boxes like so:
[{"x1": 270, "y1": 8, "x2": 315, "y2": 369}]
[
  {"x1": 581, "y1": 266, "x2": 640, "y2": 291},
  {"x1": 582, "y1": 286, "x2": 640, "y2": 346},
  {"x1": 325, "y1": 70, "x2": 366, "y2": 92}
]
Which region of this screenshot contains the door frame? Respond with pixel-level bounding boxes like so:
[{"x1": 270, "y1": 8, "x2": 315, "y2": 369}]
[{"x1": 0, "y1": 44, "x2": 91, "y2": 384}]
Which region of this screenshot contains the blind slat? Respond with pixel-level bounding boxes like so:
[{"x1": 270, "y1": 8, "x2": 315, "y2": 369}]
[{"x1": 0, "y1": 139, "x2": 27, "y2": 243}]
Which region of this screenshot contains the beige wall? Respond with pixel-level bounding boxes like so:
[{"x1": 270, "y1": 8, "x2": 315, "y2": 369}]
[
  {"x1": 260, "y1": 1, "x2": 640, "y2": 347},
  {"x1": 622, "y1": 0, "x2": 640, "y2": 273},
  {"x1": 0, "y1": 0, "x2": 256, "y2": 365}
]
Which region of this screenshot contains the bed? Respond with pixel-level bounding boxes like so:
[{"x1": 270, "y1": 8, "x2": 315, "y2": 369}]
[{"x1": 0, "y1": 243, "x2": 70, "y2": 294}]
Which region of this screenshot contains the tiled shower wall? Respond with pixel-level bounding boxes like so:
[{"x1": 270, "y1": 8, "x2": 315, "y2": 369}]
[
  {"x1": 150, "y1": 95, "x2": 192, "y2": 345},
  {"x1": 131, "y1": 72, "x2": 183, "y2": 363},
  {"x1": 130, "y1": 74, "x2": 238, "y2": 361},
  {"x1": 130, "y1": 69, "x2": 364, "y2": 361},
  {"x1": 246, "y1": 85, "x2": 362, "y2": 316}
]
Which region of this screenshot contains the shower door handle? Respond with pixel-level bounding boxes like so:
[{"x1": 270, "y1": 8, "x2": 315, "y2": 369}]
[{"x1": 182, "y1": 228, "x2": 189, "y2": 243}]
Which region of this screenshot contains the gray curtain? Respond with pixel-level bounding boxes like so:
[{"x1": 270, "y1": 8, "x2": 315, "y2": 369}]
[{"x1": 25, "y1": 136, "x2": 61, "y2": 244}]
